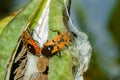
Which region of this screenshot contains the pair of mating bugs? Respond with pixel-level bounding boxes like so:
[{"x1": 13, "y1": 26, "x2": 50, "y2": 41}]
[{"x1": 21, "y1": 30, "x2": 76, "y2": 57}]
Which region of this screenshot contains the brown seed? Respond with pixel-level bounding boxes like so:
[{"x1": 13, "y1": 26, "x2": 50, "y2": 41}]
[
  {"x1": 14, "y1": 68, "x2": 26, "y2": 80},
  {"x1": 19, "y1": 58, "x2": 27, "y2": 69},
  {"x1": 37, "y1": 57, "x2": 47, "y2": 72},
  {"x1": 14, "y1": 46, "x2": 27, "y2": 63}
]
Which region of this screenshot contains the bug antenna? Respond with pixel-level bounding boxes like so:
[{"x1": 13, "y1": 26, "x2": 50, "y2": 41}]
[{"x1": 64, "y1": 0, "x2": 74, "y2": 29}]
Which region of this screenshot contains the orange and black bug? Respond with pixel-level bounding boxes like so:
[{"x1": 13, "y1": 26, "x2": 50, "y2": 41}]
[
  {"x1": 21, "y1": 30, "x2": 41, "y2": 55},
  {"x1": 41, "y1": 32, "x2": 76, "y2": 57},
  {"x1": 21, "y1": 30, "x2": 76, "y2": 57}
]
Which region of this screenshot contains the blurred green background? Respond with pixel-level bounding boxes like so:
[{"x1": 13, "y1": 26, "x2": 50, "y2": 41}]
[
  {"x1": 0, "y1": 0, "x2": 120, "y2": 80},
  {"x1": 71, "y1": 0, "x2": 120, "y2": 80},
  {"x1": 0, "y1": 0, "x2": 31, "y2": 19}
]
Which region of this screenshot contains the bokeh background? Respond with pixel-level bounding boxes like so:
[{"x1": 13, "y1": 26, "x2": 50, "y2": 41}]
[
  {"x1": 71, "y1": 0, "x2": 120, "y2": 80},
  {"x1": 0, "y1": 0, "x2": 120, "y2": 80},
  {"x1": 0, "y1": 0, "x2": 31, "y2": 18}
]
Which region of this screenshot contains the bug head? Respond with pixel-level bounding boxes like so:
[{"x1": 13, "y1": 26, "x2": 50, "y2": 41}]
[
  {"x1": 41, "y1": 45, "x2": 54, "y2": 57},
  {"x1": 71, "y1": 31, "x2": 77, "y2": 37},
  {"x1": 27, "y1": 43, "x2": 36, "y2": 55}
]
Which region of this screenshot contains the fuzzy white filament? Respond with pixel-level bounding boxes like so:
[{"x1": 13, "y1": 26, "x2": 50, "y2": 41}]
[{"x1": 64, "y1": 0, "x2": 92, "y2": 80}]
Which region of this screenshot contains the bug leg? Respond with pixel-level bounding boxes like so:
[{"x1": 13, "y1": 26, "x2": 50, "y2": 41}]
[
  {"x1": 71, "y1": 31, "x2": 77, "y2": 37},
  {"x1": 58, "y1": 50, "x2": 62, "y2": 58},
  {"x1": 69, "y1": 39, "x2": 74, "y2": 42},
  {"x1": 59, "y1": 50, "x2": 62, "y2": 57},
  {"x1": 65, "y1": 44, "x2": 69, "y2": 48},
  {"x1": 56, "y1": 50, "x2": 62, "y2": 58},
  {"x1": 50, "y1": 29, "x2": 61, "y2": 35}
]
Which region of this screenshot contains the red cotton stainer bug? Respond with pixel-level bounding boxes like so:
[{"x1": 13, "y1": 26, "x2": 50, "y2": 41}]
[
  {"x1": 21, "y1": 30, "x2": 41, "y2": 56},
  {"x1": 41, "y1": 32, "x2": 76, "y2": 57},
  {"x1": 21, "y1": 30, "x2": 76, "y2": 57}
]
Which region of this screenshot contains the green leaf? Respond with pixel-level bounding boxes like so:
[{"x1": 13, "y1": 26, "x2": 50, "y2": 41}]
[
  {"x1": 0, "y1": 0, "x2": 44, "y2": 79},
  {"x1": 0, "y1": 16, "x2": 15, "y2": 35}
]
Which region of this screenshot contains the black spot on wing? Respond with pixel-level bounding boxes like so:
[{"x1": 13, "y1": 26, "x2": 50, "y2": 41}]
[
  {"x1": 41, "y1": 45, "x2": 54, "y2": 57},
  {"x1": 27, "y1": 43, "x2": 36, "y2": 55}
]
